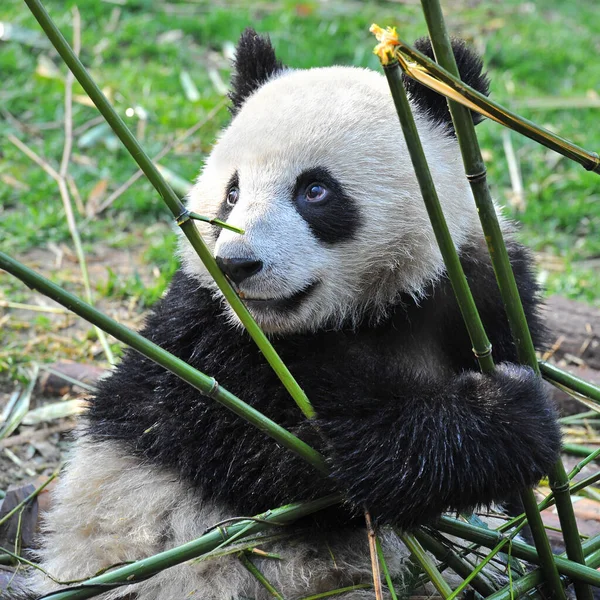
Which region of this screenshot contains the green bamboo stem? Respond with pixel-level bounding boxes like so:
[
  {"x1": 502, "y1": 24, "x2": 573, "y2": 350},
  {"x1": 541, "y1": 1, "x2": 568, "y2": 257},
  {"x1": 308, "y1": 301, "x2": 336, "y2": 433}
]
[
  {"x1": 413, "y1": 530, "x2": 497, "y2": 598},
  {"x1": 32, "y1": 494, "x2": 341, "y2": 600},
  {"x1": 187, "y1": 211, "x2": 244, "y2": 235},
  {"x1": 485, "y1": 532, "x2": 600, "y2": 600},
  {"x1": 563, "y1": 444, "x2": 600, "y2": 459},
  {"x1": 375, "y1": 538, "x2": 399, "y2": 600},
  {"x1": 519, "y1": 483, "x2": 569, "y2": 600},
  {"x1": 418, "y1": 4, "x2": 589, "y2": 598},
  {"x1": 541, "y1": 362, "x2": 600, "y2": 404},
  {"x1": 239, "y1": 552, "x2": 285, "y2": 599},
  {"x1": 418, "y1": 0, "x2": 538, "y2": 373},
  {"x1": 380, "y1": 55, "x2": 566, "y2": 599},
  {"x1": 572, "y1": 472, "x2": 600, "y2": 493},
  {"x1": 381, "y1": 60, "x2": 493, "y2": 372},
  {"x1": 0, "y1": 251, "x2": 327, "y2": 475},
  {"x1": 297, "y1": 584, "x2": 372, "y2": 600},
  {"x1": 392, "y1": 41, "x2": 599, "y2": 173},
  {"x1": 402, "y1": 533, "x2": 452, "y2": 598},
  {"x1": 497, "y1": 470, "x2": 600, "y2": 535},
  {"x1": 560, "y1": 411, "x2": 598, "y2": 425},
  {"x1": 568, "y1": 448, "x2": 600, "y2": 479},
  {"x1": 22, "y1": 0, "x2": 315, "y2": 421},
  {"x1": 445, "y1": 538, "x2": 508, "y2": 600},
  {"x1": 533, "y1": 425, "x2": 588, "y2": 588},
  {"x1": 436, "y1": 517, "x2": 600, "y2": 587}
]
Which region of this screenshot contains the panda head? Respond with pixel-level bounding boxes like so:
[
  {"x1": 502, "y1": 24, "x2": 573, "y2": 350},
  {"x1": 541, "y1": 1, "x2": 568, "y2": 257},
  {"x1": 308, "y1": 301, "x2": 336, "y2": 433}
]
[{"x1": 181, "y1": 29, "x2": 491, "y2": 335}]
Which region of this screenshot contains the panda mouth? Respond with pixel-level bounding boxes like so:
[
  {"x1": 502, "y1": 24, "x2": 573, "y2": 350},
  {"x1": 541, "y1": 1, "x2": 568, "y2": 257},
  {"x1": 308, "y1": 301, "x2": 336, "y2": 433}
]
[{"x1": 239, "y1": 282, "x2": 319, "y2": 312}]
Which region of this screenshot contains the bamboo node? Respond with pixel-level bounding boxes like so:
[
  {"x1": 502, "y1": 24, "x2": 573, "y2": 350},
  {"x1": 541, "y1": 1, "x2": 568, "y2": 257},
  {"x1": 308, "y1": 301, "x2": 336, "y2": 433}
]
[
  {"x1": 207, "y1": 377, "x2": 221, "y2": 399},
  {"x1": 549, "y1": 481, "x2": 571, "y2": 494},
  {"x1": 216, "y1": 525, "x2": 228, "y2": 542},
  {"x1": 588, "y1": 152, "x2": 600, "y2": 173},
  {"x1": 175, "y1": 208, "x2": 191, "y2": 226},
  {"x1": 472, "y1": 345, "x2": 492, "y2": 359},
  {"x1": 466, "y1": 169, "x2": 488, "y2": 183}
]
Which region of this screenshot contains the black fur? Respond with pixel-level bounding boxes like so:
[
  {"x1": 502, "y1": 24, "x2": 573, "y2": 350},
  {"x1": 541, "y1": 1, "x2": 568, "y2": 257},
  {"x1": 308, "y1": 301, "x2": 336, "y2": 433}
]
[
  {"x1": 86, "y1": 239, "x2": 560, "y2": 530},
  {"x1": 211, "y1": 171, "x2": 239, "y2": 243},
  {"x1": 403, "y1": 37, "x2": 490, "y2": 134},
  {"x1": 228, "y1": 31, "x2": 488, "y2": 131},
  {"x1": 292, "y1": 167, "x2": 360, "y2": 244},
  {"x1": 228, "y1": 28, "x2": 285, "y2": 115}
]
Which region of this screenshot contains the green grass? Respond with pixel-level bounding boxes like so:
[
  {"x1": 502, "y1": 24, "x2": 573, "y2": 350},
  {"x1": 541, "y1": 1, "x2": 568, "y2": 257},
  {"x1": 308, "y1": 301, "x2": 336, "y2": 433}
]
[{"x1": 1, "y1": 0, "x2": 598, "y2": 348}]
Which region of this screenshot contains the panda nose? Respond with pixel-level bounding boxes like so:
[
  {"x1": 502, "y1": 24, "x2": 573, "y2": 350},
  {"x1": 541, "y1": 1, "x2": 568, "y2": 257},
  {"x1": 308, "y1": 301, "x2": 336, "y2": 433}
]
[{"x1": 216, "y1": 257, "x2": 263, "y2": 285}]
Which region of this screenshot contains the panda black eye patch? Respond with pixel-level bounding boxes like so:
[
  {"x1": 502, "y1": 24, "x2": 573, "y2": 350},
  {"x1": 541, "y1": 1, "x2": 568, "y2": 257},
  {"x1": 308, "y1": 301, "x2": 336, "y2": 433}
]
[
  {"x1": 292, "y1": 167, "x2": 360, "y2": 244},
  {"x1": 212, "y1": 171, "x2": 239, "y2": 241}
]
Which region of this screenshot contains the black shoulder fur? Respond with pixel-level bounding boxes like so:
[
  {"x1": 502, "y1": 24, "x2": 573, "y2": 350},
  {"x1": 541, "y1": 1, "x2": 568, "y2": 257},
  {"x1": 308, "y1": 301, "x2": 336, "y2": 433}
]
[
  {"x1": 86, "y1": 240, "x2": 560, "y2": 529},
  {"x1": 404, "y1": 37, "x2": 490, "y2": 133},
  {"x1": 229, "y1": 28, "x2": 285, "y2": 114}
]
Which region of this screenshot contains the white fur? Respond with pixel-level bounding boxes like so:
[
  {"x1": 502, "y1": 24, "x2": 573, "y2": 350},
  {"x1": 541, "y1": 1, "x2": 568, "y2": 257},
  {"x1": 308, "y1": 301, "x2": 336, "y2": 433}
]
[
  {"x1": 30, "y1": 437, "x2": 430, "y2": 599},
  {"x1": 180, "y1": 66, "x2": 491, "y2": 334}
]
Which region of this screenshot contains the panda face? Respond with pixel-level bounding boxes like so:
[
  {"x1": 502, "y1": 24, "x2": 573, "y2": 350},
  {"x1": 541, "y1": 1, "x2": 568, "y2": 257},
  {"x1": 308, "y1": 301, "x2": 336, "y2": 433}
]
[{"x1": 181, "y1": 63, "x2": 482, "y2": 334}]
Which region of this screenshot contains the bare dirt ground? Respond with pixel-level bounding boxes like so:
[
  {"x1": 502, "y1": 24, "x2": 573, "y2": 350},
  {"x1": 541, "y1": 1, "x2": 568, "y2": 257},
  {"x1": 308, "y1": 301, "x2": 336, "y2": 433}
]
[{"x1": 0, "y1": 226, "x2": 167, "y2": 490}]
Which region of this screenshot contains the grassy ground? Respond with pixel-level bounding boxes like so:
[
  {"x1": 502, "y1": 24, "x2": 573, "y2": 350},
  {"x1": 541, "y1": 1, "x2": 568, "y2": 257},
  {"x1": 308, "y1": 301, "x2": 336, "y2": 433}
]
[{"x1": 1, "y1": 0, "x2": 599, "y2": 382}]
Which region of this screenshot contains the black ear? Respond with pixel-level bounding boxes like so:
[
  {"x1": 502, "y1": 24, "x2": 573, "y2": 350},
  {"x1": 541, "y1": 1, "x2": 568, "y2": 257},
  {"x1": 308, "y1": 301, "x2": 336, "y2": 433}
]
[
  {"x1": 403, "y1": 37, "x2": 490, "y2": 134},
  {"x1": 229, "y1": 28, "x2": 285, "y2": 115}
]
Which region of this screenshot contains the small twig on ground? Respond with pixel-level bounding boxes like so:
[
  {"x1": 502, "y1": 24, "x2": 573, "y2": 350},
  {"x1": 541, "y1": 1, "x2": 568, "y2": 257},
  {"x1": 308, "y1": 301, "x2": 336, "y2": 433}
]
[
  {"x1": 7, "y1": 134, "x2": 60, "y2": 180},
  {"x1": 364, "y1": 509, "x2": 383, "y2": 600},
  {"x1": 502, "y1": 130, "x2": 525, "y2": 211},
  {"x1": 0, "y1": 300, "x2": 70, "y2": 314},
  {"x1": 0, "y1": 421, "x2": 76, "y2": 449},
  {"x1": 542, "y1": 335, "x2": 566, "y2": 361},
  {"x1": 66, "y1": 174, "x2": 85, "y2": 215}
]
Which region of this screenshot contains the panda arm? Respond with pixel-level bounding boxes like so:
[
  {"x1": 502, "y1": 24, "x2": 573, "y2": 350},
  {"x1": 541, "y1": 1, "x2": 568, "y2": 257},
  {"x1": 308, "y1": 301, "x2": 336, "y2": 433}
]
[{"x1": 313, "y1": 362, "x2": 560, "y2": 529}]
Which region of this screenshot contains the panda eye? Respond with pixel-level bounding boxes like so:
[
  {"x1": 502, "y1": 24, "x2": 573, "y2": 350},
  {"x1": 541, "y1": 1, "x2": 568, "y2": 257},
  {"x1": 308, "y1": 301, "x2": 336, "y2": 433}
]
[
  {"x1": 305, "y1": 183, "x2": 329, "y2": 203},
  {"x1": 226, "y1": 187, "x2": 239, "y2": 207}
]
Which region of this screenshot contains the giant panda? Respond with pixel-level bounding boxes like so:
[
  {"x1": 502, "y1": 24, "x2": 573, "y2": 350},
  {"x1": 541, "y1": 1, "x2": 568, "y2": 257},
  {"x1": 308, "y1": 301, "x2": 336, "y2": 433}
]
[{"x1": 24, "y1": 29, "x2": 561, "y2": 600}]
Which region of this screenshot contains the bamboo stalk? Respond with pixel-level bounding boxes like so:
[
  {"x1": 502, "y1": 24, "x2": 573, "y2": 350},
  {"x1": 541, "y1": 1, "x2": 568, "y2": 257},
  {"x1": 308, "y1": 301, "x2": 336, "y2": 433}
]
[
  {"x1": 541, "y1": 362, "x2": 600, "y2": 404},
  {"x1": 376, "y1": 50, "x2": 566, "y2": 599},
  {"x1": 413, "y1": 530, "x2": 497, "y2": 597},
  {"x1": 390, "y1": 39, "x2": 600, "y2": 173},
  {"x1": 297, "y1": 584, "x2": 372, "y2": 600},
  {"x1": 436, "y1": 517, "x2": 600, "y2": 587},
  {"x1": 485, "y1": 532, "x2": 600, "y2": 600},
  {"x1": 497, "y1": 470, "x2": 600, "y2": 535},
  {"x1": 375, "y1": 538, "x2": 399, "y2": 600},
  {"x1": 22, "y1": 0, "x2": 315, "y2": 420},
  {"x1": 402, "y1": 533, "x2": 452, "y2": 598},
  {"x1": 560, "y1": 411, "x2": 598, "y2": 425},
  {"x1": 239, "y1": 551, "x2": 285, "y2": 599},
  {"x1": 380, "y1": 59, "x2": 494, "y2": 372},
  {"x1": 31, "y1": 494, "x2": 342, "y2": 600},
  {"x1": 562, "y1": 444, "x2": 600, "y2": 458},
  {"x1": 445, "y1": 538, "x2": 508, "y2": 600},
  {"x1": 0, "y1": 251, "x2": 327, "y2": 474},
  {"x1": 546, "y1": 458, "x2": 592, "y2": 600},
  {"x1": 417, "y1": 4, "x2": 590, "y2": 598},
  {"x1": 417, "y1": 4, "x2": 538, "y2": 372}
]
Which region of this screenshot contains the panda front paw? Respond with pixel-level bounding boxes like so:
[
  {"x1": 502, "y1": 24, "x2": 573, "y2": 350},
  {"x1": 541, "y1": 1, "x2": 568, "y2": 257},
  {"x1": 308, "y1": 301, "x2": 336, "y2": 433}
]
[{"x1": 315, "y1": 362, "x2": 561, "y2": 528}]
